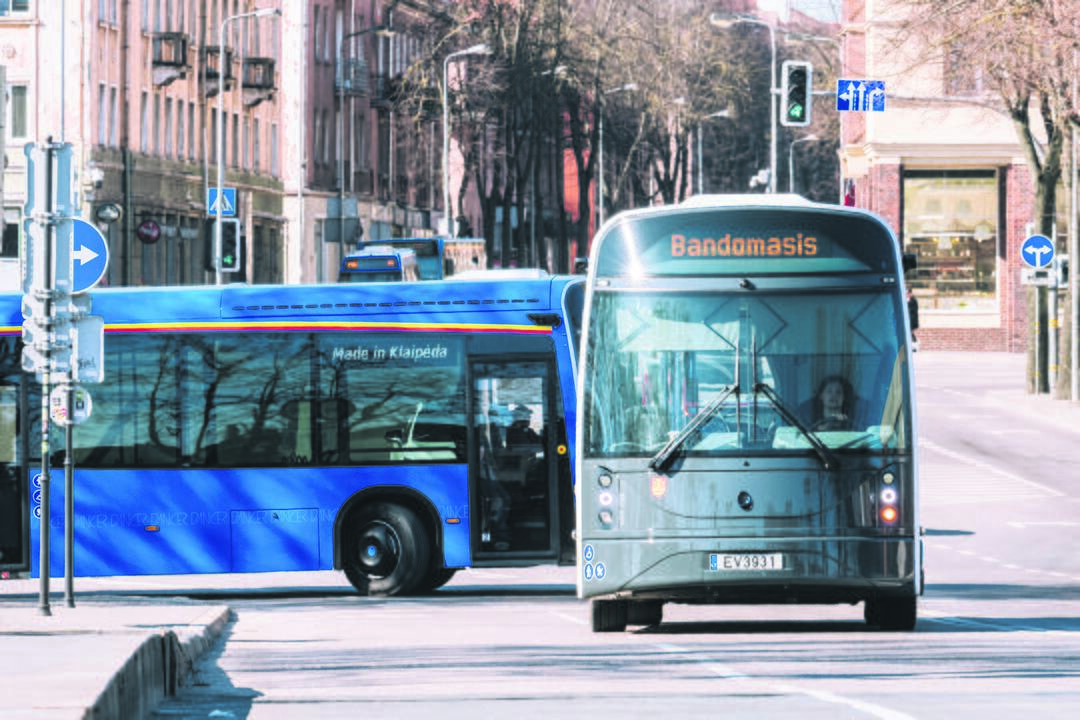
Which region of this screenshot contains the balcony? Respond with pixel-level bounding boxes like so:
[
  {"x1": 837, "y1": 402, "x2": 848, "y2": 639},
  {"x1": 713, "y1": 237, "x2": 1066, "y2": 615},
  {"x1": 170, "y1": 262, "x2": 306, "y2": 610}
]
[
  {"x1": 151, "y1": 32, "x2": 190, "y2": 87},
  {"x1": 242, "y1": 57, "x2": 276, "y2": 107},
  {"x1": 203, "y1": 46, "x2": 235, "y2": 97},
  {"x1": 336, "y1": 58, "x2": 370, "y2": 96}
]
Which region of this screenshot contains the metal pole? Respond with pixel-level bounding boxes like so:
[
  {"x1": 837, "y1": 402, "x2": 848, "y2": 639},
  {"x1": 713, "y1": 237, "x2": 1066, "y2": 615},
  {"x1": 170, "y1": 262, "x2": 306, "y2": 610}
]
[
  {"x1": 338, "y1": 29, "x2": 346, "y2": 250},
  {"x1": 443, "y1": 54, "x2": 453, "y2": 236},
  {"x1": 214, "y1": 16, "x2": 226, "y2": 286},
  {"x1": 598, "y1": 107, "x2": 604, "y2": 228},
  {"x1": 38, "y1": 142, "x2": 55, "y2": 616},
  {"x1": 767, "y1": 22, "x2": 777, "y2": 194},
  {"x1": 63, "y1": 384, "x2": 74, "y2": 607},
  {"x1": 697, "y1": 124, "x2": 703, "y2": 195},
  {"x1": 1072, "y1": 49, "x2": 1079, "y2": 402}
]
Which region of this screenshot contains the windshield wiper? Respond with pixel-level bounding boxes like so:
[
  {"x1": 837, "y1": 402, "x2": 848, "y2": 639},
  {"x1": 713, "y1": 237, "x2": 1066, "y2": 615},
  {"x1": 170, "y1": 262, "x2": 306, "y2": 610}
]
[
  {"x1": 648, "y1": 383, "x2": 738, "y2": 473},
  {"x1": 753, "y1": 382, "x2": 839, "y2": 470}
]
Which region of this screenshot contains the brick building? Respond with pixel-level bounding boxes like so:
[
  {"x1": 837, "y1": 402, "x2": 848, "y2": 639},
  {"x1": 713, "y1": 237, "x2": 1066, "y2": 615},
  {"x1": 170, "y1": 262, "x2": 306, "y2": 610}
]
[{"x1": 839, "y1": 0, "x2": 1047, "y2": 352}]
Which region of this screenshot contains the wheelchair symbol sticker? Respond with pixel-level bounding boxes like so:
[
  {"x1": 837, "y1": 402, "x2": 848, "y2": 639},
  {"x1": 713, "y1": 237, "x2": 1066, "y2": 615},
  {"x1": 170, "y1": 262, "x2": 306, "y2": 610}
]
[
  {"x1": 32, "y1": 489, "x2": 41, "y2": 504},
  {"x1": 584, "y1": 563, "x2": 594, "y2": 580},
  {"x1": 583, "y1": 544, "x2": 595, "y2": 562}
]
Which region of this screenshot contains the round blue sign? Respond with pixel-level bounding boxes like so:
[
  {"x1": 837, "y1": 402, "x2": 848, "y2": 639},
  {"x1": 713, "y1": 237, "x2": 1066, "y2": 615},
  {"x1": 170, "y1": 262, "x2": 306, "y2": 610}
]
[
  {"x1": 1021, "y1": 234, "x2": 1054, "y2": 268},
  {"x1": 72, "y1": 218, "x2": 110, "y2": 293}
]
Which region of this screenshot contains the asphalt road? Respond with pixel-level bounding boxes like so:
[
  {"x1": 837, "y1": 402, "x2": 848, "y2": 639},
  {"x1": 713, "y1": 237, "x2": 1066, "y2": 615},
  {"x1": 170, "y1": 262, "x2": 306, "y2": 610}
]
[{"x1": 150, "y1": 353, "x2": 1080, "y2": 719}]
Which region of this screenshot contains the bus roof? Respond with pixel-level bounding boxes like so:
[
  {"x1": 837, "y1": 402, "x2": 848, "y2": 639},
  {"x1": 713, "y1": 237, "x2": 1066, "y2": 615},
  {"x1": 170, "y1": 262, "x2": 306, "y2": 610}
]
[{"x1": 1, "y1": 276, "x2": 583, "y2": 326}]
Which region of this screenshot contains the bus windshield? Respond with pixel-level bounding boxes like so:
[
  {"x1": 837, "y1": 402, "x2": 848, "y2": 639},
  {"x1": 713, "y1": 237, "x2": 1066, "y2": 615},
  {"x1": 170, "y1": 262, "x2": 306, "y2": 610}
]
[{"x1": 583, "y1": 287, "x2": 910, "y2": 458}]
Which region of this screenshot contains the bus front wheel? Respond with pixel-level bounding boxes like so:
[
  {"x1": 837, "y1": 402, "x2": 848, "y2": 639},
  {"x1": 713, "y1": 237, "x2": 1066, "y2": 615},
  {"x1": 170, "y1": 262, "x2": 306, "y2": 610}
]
[
  {"x1": 343, "y1": 502, "x2": 431, "y2": 597},
  {"x1": 591, "y1": 599, "x2": 628, "y2": 632},
  {"x1": 864, "y1": 596, "x2": 917, "y2": 631}
]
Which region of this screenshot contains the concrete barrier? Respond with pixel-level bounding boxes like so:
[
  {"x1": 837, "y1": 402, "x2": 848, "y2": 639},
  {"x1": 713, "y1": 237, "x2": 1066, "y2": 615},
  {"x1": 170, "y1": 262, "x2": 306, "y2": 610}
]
[{"x1": 84, "y1": 606, "x2": 232, "y2": 720}]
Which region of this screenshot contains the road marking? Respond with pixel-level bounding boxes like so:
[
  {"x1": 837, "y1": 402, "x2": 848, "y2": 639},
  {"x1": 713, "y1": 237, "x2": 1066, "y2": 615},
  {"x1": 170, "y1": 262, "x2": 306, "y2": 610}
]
[
  {"x1": 551, "y1": 610, "x2": 587, "y2": 625},
  {"x1": 652, "y1": 642, "x2": 917, "y2": 720},
  {"x1": 920, "y1": 439, "x2": 1065, "y2": 506}
]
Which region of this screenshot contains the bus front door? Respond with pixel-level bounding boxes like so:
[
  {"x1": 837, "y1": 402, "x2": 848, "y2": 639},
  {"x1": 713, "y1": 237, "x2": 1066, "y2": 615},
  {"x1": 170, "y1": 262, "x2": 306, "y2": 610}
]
[{"x1": 471, "y1": 360, "x2": 559, "y2": 562}]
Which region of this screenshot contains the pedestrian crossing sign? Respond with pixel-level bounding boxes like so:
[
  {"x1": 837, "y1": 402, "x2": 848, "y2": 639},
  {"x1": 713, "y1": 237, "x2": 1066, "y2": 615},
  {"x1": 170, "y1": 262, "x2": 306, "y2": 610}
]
[{"x1": 207, "y1": 187, "x2": 237, "y2": 217}]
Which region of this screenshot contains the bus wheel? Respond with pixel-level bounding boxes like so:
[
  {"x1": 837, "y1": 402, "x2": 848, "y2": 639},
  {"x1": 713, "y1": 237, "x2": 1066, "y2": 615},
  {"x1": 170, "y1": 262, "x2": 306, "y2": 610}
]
[
  {"x1": 864, "y1": 596, "x2": 917, "y2": 631},
  {"x1": 417, "y1": 566, "x2": 458, "y2": 594},
  {"x1": 343, "y1": 502, "x2": 431, "y2": 597},
  {"x1": 591, "y1": 599, "x2": 628, "y2": 632},
  {"x1": 627, "y1": 600, "x2": 663, "y2": 627}
]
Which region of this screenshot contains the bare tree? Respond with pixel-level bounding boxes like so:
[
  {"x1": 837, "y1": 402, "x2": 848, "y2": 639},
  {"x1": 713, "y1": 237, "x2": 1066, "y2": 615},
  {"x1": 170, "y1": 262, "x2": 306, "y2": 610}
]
[{"x1": 892, "y1": 0, "x2": 1080, "y2": 396}]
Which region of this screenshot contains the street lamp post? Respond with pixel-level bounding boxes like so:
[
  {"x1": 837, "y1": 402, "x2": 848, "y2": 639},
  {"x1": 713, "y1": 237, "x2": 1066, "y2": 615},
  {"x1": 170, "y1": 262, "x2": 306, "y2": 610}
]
[
  {"x1": 598, "y1": 83, "x2": 637, "y2": 230},
  {"x1": 709, "y1": 13, "x2": 777, "y2": 193},
  {"x1": 215, "y1": 7, "x2": 280, "y2": 286},
  {"x1": 443, "y1": 44, "x2": 491, "y2": 237},
  {"x1": 697, "y1": 109, "x2": 732, "y2": 194},
  {"x1": 788, "y1": 134, "x2": 818, "y2": 194},
  {"x1": 338, "y1": 24, "x2": 395, "y2": 250}
]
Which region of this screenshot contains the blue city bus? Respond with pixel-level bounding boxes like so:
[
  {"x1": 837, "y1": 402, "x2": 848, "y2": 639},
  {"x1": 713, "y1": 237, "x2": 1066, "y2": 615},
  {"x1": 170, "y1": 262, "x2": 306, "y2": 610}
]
[
  {"x1": 0, "y1": 276, "x2": 585, "y2": 595},
  {"x1": 358, "y1": 238, "x2": 446, "y2": 280},
  {"x1": 339, "y1": 246, "x2": 420, "y2": 283},
  {"x1": 576, "y1": 195, "x2": 921, "y2": 631},
  {"x1": 356, "y1": 237, "x2": 488, "y2": 279}
]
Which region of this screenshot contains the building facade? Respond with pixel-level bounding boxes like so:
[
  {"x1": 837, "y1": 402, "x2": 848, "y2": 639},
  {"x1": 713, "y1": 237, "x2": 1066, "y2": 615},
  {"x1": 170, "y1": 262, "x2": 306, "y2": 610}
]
[
  {"x1": 840, "y1": 0, "x2": 1039, "y2": 352},
  {"x1": 0, "y1": 0, "x2": 444, "y2": 291}
]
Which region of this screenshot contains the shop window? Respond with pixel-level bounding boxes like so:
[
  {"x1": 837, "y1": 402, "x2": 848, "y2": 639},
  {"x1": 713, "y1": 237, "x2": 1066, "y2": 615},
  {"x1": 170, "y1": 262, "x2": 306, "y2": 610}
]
[{"x1": 903, "y1": 170, "x2": 999, "y2": 313}]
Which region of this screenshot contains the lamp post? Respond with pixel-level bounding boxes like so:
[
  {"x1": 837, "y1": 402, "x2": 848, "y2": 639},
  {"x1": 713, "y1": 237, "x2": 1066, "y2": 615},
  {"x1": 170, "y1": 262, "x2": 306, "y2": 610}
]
[
  {"x1": 442, "y1": 44, "x2": 491, "y2": 237},
  {"x1": 215, "y1": 7, "x2": 280, "y2": 286},
  {"x1": 598, "y1": 83, "x2": 638, "y2": 230},
  {"x1": 697, "y1": 109, "x2": 732, "y2": 195},
  {"x1": 338, "y1": 23, "x2": 395, "y2": 250},
  {"x1": 709, "y1": 13, "x2": 777, "y2": 193},
  {"x1": 788, "y1": 134, "x2": 818, "y2": 194}
]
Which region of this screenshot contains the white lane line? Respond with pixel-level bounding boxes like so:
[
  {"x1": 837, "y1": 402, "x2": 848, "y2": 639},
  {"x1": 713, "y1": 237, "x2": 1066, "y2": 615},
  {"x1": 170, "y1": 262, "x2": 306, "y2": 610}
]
[
  {"x1": 921, "y1": 439, "x2": 1065, "y2": 497},
  {"x1": 652, "y1": 642, "x2": 917, "y2": 720},
  {"x1": 551, "y1": 610, "x2": 587, "y2": 625}
]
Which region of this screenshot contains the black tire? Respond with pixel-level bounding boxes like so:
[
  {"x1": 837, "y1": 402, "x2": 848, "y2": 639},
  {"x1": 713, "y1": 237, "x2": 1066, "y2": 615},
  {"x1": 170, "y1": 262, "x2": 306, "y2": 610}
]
[
  {"x1": 627, "y1": 600, "x2": 663, "y2": 627},
  {"x1": 865, "y1": 596, "x2": 917, "y2": 631},
  {"x1": 343, "y1": 502, "x2": 431, "y2": 597},
  {"x1": 420, "y1": 566, "x2": 458, "y2": 593},
  {"x1": 591, "y1": 599, "x2": 628, "y2": 632}
]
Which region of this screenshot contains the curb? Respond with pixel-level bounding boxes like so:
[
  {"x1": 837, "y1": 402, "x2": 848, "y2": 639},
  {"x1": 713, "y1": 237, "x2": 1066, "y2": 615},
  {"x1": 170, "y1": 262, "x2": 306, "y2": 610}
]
[{"x1": 83, "y1": 605, "x2": 232, "y2": 720}]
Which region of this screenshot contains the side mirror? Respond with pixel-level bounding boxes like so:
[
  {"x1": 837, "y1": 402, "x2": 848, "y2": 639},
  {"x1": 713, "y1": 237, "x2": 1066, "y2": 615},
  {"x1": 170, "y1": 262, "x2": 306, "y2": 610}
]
[
  {"x1": 385, "y1": 428, "x2": 404, "y2": 447},
  {"x1": 902, "y1": 253, "x2": 917, "y2": 273}
]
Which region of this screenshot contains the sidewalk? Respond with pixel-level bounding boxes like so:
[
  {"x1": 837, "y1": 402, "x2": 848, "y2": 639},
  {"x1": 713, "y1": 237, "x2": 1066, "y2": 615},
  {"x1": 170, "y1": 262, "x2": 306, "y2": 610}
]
[
  {"x1": 0, "y1": 586, "x2": 229, "y2": 719},
  {"x1": 912, "y1": 351, "x2": 1080, "y2": 433}
]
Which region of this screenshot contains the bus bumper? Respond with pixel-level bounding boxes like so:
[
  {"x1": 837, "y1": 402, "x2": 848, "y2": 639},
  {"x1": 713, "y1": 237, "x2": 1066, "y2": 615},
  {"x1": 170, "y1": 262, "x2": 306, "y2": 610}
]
[{"x1": 579, "y1": 535, "x2": 918, "y2": 603}]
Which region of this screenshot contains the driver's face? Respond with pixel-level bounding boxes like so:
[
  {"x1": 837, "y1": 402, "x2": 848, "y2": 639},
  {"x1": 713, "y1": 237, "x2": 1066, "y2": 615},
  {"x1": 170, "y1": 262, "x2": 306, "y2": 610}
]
[{"x1": 820, "y1": 381, "x2": 844, "y2": 411}]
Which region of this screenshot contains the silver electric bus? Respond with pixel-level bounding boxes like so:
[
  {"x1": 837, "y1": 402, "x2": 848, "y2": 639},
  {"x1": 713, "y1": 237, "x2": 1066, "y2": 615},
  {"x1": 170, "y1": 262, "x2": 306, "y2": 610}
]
[{"x1": 576, "y1": 195, "x2": 920, "y2": 632}]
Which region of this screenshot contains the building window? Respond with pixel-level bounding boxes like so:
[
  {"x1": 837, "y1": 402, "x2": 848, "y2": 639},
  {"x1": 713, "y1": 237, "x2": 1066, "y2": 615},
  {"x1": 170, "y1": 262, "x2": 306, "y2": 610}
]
[
  {"x1": 141, "y1": 0, "x2": 149, "y2": 31},
  {"x1": 189, "y1": 103, "x2": 196, "y2": 160},
  {"x1": 944, "y1": 44, "x2": 987, "y2": 97},
  {"x1": 0, "y1": 1, "x2": 30, "y2": 16},
  {"x1": 164, "y1": 98, "x2": 173, "y2": 157},
  {"x1": 902, "y1": 169, "x2": 999, "y2": 313},
  {"x1": 270, "y1": 122, "x2": 279, "y2": 176},
  {"x1": 97, "y1": 83, "x2": 107, "y2": 145},
  {"x1": 109, "y1": 87, "x2": 118, "y2": 146},
  {"x1": 153, "y1": 93, "x2": 161, "y2": 154},
  {"x1": 210, "y1": 108, "x2": 217, "y2": 161},
  {"x1": 242, "y1": 117, "x2": 249, "y2": 170},
  {"x1": 232, "y1": 111, "x2": 239, "y2": 167},
  {"x1": 176, "y1": 99, "x2": 185, "y2": 158},
  {"x1": 140, "y1": 91, "x2": 149, "y2": 151},
  {"x1": 1, "y1": 208, "x2": 19, "y2": 259},
  {"x1": 253, "y1": 118, "x2": 260, "y2": 172}
]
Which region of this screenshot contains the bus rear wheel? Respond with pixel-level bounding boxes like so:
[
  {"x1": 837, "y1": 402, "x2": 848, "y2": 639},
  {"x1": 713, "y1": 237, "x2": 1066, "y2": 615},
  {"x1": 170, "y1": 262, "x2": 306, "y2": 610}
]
[
  {"x1": 343, "y1": 502, "x2": 431, "y2": 597},
  {"x1": 864, "y1": 596, "x2": 917, "y2": 631},
  {"x1": 591, "y1": 599, "x2": 628, "y2": 632}
]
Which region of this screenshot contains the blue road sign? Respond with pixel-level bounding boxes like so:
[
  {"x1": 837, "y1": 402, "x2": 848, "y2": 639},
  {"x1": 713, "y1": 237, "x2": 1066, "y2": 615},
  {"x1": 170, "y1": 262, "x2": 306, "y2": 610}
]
[
  {"x1": 837, "y1": 79, "x2": 886, "y2": 112},
  {"x1": 72, "y1": 219, "x2": 110, "y2": 293},
  {"x1": 1021, "y1": 234, "x2": 1055, "y2": 268},
  {"x1": 207, "y1": 187, "x2": 237, "y2": 217}
]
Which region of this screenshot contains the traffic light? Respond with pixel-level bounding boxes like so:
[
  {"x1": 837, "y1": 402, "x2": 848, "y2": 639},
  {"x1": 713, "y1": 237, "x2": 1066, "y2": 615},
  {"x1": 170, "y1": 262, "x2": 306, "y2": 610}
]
[
  {"x1": 203, "y1": 218, "x2": 243, "y2": 274},
  {"x1": 219, "y1": 218, "x2": 241, "y2": 273},
  {"x1": 781, "y1": 61, "x2": 812, "y2": 127}
]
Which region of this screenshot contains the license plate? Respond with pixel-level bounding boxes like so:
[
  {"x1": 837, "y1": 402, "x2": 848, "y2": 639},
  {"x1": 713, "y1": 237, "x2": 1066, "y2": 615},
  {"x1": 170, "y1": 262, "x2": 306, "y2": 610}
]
[{"x1": 708, "y1": 553, "x2": 785, "y2": 571}]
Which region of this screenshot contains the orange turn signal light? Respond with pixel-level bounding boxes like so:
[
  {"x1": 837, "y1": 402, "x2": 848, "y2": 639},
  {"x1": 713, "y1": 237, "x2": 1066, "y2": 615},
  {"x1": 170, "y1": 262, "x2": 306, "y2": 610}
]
[{"x1": 880, "y1": 506, "x2": 898, "y2": 524}]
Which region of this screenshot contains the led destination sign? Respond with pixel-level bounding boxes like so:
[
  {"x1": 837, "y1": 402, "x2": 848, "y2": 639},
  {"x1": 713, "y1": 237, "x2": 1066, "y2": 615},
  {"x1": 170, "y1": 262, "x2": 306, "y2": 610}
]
[
  {"x1": 594, "y1": 207, "x2": 898, "y2": 277},
  {"x1": 670, "y1": 232, "x2": 818, "y2": 258}
]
